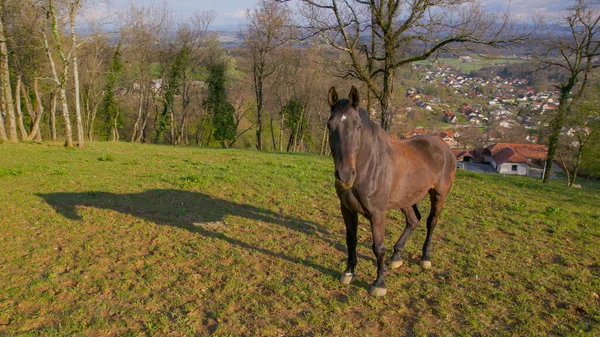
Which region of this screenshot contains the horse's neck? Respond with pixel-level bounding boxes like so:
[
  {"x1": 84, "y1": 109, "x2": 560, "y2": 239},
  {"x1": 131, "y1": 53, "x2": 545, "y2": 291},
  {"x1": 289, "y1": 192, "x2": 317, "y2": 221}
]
[{"x1": 357, "y1": 120, "x2": 390, "y2": 165}]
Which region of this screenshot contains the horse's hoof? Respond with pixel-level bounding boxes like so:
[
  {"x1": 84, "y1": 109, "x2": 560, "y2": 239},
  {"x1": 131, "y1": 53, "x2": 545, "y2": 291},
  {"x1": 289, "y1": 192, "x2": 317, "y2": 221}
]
[
  {"x1": 420, "y1": 260, "x2": 432, "y2": 269},
  {"x1": 369, "y1": 286, "x2": 387, "y2": 297},
  {"x1": 340, "y1": 273, "x2": 356, "y2": 284},
  {"x1": 390, "y1": 259, "x2": 403, "y2": 269}
]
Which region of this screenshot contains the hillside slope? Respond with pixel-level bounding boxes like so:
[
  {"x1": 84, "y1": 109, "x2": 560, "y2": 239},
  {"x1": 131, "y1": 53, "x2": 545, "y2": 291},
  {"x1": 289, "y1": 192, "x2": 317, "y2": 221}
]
[{"x1": 0, "y1": 142, "x2": 598, "y2": 336}]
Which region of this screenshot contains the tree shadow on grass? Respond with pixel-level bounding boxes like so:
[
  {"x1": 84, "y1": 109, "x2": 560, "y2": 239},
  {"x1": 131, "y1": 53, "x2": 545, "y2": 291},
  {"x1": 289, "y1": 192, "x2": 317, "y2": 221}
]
[{"x1": 37, "y1": 189, "x2": 367, "y2": 287}]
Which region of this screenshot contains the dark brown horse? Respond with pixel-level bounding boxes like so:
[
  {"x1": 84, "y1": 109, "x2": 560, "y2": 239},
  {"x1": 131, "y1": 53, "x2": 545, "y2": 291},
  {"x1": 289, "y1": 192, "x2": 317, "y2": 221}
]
[{"x1": 327, "y1": 86, "x2": 456, "y2": 296}]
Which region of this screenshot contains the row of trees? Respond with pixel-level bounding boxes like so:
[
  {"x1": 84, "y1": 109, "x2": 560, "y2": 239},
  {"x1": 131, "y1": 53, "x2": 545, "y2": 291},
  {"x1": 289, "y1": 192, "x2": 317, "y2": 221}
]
[
  {"x1": 1, "y1": 0, "x2": 599, "y2": 184},
  {"x1": 0, "y1": 0, "x2": 338, "y2": 153}
]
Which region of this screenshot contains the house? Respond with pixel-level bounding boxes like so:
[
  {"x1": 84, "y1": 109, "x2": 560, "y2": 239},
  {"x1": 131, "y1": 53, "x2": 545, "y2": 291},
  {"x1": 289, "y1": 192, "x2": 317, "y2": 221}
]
[
  {"x1": 442, "y1": 111, "x2": 457, "y2": 124},
  {"x1": 482, "y1": 143, "x2": 548, "y2": 178},
  {"x1": 407, "y1": 128, "x2": 427, "y2": 137},
  {"x1": 439, "y1": 131, "x2": 457, "y2": 148},
  {"x1": 453, "y1": 150, "x2": 473, "y2": 162}
]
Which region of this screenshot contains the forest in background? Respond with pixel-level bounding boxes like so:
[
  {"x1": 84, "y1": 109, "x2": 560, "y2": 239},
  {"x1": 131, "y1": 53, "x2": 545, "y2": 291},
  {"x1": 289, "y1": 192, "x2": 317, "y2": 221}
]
[{"x1": 1, "y1": 0, "x2": 599, "y2": 182}]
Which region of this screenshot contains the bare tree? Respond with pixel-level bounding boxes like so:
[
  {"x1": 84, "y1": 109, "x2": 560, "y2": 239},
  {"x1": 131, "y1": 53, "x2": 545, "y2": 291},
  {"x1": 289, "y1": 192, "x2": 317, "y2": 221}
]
[
  {"x1": 556, "y1": 98, "x2": 600, "y2": 186},
  {"x1": 244, "y1": 0, "x2": 293, "y2": 150},
  {"x1": 0, "y1": 0, "x2": 18, "y2": 142},
  {"x1": 119, "y1": 2, "x2": 172, "y2": 143},
  {"x1": 286, "y1": 0, "x2": 529, "y2": 132},
  {"x1": 42, "y1": 0, "x2": 74, "y2": 147},
  {"x1": 5, "y1": 0, "x2": 51, "y2": 141},
  {"x1": 537, "y1": 0, "x2": 600, "y2": 183},
  {"x1": 67, "y1": 0, "x2": 84, "y2": 146},
  {"x1": 228, "y1": 85, "x2": 256, "y2": 147},
  {"x1": 172, "y1": 11, "x2": 215, "y2": 145},
  {"x1": 78, "y1": 21, "x2": 108, "y2": 142}
]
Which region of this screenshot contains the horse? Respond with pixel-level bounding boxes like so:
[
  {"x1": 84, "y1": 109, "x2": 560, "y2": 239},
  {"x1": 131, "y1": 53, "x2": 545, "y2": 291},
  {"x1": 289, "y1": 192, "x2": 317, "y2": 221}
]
[{"x1": 327, "y1": 86, "x2": 456, "y2": 296}]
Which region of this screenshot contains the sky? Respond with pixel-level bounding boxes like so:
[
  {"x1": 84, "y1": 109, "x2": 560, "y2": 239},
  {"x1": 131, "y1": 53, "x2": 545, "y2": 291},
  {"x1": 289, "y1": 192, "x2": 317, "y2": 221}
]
[{"x1": 88, "y1": 0, "x2": 576, "y2": 29}]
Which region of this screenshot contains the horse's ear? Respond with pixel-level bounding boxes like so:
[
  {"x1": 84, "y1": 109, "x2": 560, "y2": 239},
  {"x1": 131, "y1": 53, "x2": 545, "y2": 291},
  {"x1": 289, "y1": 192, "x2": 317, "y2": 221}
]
[
  {"x1": 349, "y1": 86, "x2": 359, "y2": 108},
  {"x1": 328, "y1": 87, "x2": 339, "y2": 107}
]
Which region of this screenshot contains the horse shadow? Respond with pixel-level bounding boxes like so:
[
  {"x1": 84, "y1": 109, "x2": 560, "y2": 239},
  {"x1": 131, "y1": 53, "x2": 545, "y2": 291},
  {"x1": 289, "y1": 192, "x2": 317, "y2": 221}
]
[{"x1": 37, "y1": 189, "x2": 349, "y2": 283}]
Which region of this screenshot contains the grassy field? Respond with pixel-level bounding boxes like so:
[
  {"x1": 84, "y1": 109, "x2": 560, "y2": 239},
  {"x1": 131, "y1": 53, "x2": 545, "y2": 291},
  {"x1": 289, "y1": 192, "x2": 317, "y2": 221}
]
[
  {"x1": 0, "y1": 141, "x2": 599, "y2": 336},
  {"x1": 416, "y1": 56, "x2": 526, "y2": 75}
]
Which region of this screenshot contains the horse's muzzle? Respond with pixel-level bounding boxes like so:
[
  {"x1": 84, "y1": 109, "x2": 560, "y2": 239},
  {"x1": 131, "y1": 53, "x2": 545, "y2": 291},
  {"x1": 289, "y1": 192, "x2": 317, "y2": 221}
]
[{"x1": 335, "y1": 167, "x2": 356, "y2": 189}]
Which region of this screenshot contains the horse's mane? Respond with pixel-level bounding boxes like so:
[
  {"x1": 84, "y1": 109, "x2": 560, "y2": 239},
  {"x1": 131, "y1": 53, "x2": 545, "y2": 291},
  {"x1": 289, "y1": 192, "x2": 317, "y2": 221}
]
[
  {"x1": 337, "y1": 98, "x2": 379, "y2": 136},
  {"x1": 357, "y1": 105, "x2": 380, "y2": 137}
]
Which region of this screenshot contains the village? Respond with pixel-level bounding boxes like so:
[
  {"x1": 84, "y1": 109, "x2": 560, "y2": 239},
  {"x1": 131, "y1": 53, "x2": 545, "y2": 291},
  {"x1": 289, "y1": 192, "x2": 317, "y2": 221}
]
[{"x1": 395, "y1": 58, "x2": 568, "y2": 179}]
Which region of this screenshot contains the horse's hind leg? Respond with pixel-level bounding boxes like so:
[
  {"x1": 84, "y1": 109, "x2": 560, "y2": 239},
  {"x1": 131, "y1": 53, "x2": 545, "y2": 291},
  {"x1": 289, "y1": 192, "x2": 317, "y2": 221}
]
[
  {"x1": 421, "y1": 190, "x2": 446, "y2": 269},
  {"x1": 390, "y1": 205, "x2": 421, "y2": 269}
]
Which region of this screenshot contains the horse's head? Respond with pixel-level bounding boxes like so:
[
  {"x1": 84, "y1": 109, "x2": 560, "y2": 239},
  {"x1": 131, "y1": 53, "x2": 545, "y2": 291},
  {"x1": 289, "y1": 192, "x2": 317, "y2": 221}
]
[{"x1": 328, "y1": 86, "x2": 363, "y2": 190}]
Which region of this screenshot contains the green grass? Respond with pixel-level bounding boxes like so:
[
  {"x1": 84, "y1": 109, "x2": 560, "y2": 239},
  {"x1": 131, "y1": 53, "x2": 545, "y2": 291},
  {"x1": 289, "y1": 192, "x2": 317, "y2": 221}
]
[
  {"x1": 0, "y1": 142, "x2": 599, "y2": 336},
  {"x1": 416, "y1": 56, "x2": 526, "y2": 75}
]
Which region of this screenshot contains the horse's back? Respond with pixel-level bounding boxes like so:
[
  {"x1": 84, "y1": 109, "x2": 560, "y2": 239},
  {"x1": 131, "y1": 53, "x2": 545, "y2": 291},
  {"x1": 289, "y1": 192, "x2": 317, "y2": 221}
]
[
  {"x1": 393, "y1": 135, "x2": 454, "y2": 163},
  {"x1": 390, "y1": 135, "x2": 456, "y2": 188}
]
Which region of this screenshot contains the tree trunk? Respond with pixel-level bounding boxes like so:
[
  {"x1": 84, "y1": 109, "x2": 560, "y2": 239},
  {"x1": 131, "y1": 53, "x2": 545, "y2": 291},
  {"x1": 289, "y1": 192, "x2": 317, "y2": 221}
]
[
  {"x1": 269, "y1": 116, "x2": 276, "y2": 151},
  {"x1": 68, "y1": 2, "x2": 84, "y2": 147},
  {"x1": 557, "y1": 150, "x2": 571, "y2": 186},
  {"x1": 286, "y1": 132, "x2": 294, "y2": 152},
  {"x1": 379, "y1": 74, "x2": 394, "y2": 133},
  {"x1": 131, "y1": 86, "x2": 145, "y2": 142},
  {"x1": 178, "y1": 85, "x2": 190, "y2": 145},
  {"x1": 111, "y1": 107, "x2": 120, "y2": 141},
  {"x1": 0, "y1": 9, "x2": 18, "y2": 142},
  {"x1": 254, "y1": 65, "x2": 264, "y2": 151},
  {"x1": 278, "y1": 111, "x2": 284, "y2": 152},
  {"x1": 71, "y1": 32, "x2": 84, "y2": 147},
  {"x1": 136, "y1": 89, "x2": 153, "y2": 143},
  {"x1": 320, "y1": 123, "x2": 328, "y2": 156},
  {"x1": 59, "y1": 87, "x2": 73, "y2": 147},
  {"x1": 20, "y1": 80, "x2": 36, "y2": 136},
  {"x1": 47, "y1": 0, "x2": 73, "y2": 147},
  {"x1": 15, "y1": 77, "x2": 29, "y2": 139},
  {"x1": 543, "y1": 88, "x2": 570, "y2": 183},
  {"x1": 0, "y1": 108, "x2": 7, "y2": 141},
  {"x1": 571, "y1": 161, "x2": 580, "y2": 186},
  {"x1": 0, "y1": 91, "x2": 7, "y2": 141},
  {"x1": 50, "y1": 92, "x2": 57, "y2": 141},
  {"x1": 29, "y1": 78, "x2": 44, "y2": 141}
]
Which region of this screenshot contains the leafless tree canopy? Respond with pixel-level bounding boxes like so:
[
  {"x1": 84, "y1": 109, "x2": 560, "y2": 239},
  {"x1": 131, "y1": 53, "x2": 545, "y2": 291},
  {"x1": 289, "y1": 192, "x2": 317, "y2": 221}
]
[
  {"x1": 282, "y1": 0, "x2": 532, "y2": 131},
  {"x1": 533, "y1": 0, "x2": 600, "y2": 183}
]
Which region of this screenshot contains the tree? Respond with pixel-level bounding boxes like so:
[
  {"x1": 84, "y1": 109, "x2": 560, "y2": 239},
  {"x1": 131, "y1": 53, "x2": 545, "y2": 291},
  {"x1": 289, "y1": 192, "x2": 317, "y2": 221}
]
[
  {"x1": 287, "y1": 0, "x2": 529, "y2": 132},
  {"x1": 67, "y1": 0, "x2": 85, "y2": 147},
  {"x1": 119, "y1": 2, "x2": 173, "y2": 143},
  {"x1": 78, "y1": 21, "x2": 109, "y2": 142},
  {"x1": 156, "y1": 45, "x2": 187, "y2": 144},
  {"x1": 282, "y1": 99, "x2": 308, "y2": 152},
  {"x1": 99, "y1": 43, "x2": 123, "y2": 141},
  {"x1": 556, "y1": 99, "x2": 600, "y2": 186},
  {"x1": 580, "y1": 118, "x2": 600, "y2": 178},
  {"x1": 0, "y1": 0, "x2": 18, "y2": 142},
  {"x1": 455, "y1": 126, "x2": 486, "y2": 150},
  {"x1": 538, "y1": 0, "x2": 600, "y2": 183},
  {"x1": 171, "y1": 11, "x2": 215, "y2": 145},
  {"x1": 244, "y1": 0, "x2": 292, "y2": 151},
  {"x1": 203, "y1": 46, "x2": 236, "y2": 148},
  {"x1": 43, "y1": 0, "x2": 74, "y2": 147}
]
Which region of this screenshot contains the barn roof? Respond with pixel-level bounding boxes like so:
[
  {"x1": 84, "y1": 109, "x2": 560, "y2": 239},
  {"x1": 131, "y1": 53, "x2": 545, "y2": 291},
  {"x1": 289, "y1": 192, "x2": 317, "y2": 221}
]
[{"x1": 486, "y1": 143, "x2": 548, "y2": 165}]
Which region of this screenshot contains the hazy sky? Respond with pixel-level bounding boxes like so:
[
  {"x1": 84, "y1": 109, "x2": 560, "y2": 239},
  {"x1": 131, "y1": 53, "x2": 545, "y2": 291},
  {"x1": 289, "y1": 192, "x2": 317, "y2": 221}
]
[{"x1": 91, "y1": 0, "x2": 575, "y2": 28}]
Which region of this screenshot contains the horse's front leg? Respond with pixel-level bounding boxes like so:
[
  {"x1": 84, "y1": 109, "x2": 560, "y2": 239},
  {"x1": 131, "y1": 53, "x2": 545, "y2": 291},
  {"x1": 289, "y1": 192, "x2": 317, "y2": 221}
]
[
  {"x1": 340, "y1": 203, "x2": 358, "y2": 284},
  {"x1": 369, "y1": 211, "x2": 387, "y2": 296}
]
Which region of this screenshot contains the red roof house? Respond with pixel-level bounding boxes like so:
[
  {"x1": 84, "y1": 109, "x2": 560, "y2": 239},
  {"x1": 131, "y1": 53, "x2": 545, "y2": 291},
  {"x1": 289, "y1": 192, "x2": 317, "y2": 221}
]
[{"x1": 482, "y1": 143, "x2": 548, "y2": 177}]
